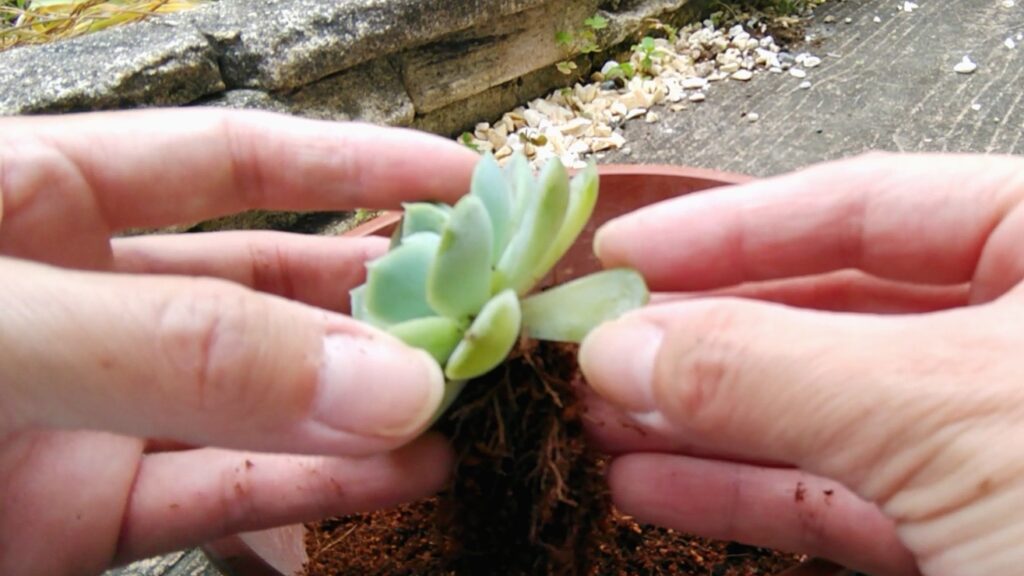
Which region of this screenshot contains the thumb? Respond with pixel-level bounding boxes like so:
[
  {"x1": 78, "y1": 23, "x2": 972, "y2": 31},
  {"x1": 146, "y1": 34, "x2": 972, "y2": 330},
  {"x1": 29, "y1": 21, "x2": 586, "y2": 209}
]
[
  {"x1": 0, "y1": 256, "x2": 445, "y2": 456},
  {"x1": 579, "y1": 297, "x2": 993, "y2": 500}
]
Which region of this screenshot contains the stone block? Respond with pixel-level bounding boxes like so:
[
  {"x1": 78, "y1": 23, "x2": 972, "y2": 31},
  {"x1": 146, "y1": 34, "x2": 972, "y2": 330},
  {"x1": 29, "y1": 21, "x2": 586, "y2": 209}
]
[
  {"x1": 180, "y1": 0, "x2": 550, "y2": 91},
  {"x1": 203, "y1": 57, "x2": 414, "y2": 125},
  {"x1": 0, "y1": 20, "x2": 223, "y2": 115}
]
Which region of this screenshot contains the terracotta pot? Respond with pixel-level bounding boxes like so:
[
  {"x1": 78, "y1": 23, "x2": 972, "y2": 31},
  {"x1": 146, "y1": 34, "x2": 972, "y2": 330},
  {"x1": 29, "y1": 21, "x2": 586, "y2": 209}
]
[{"x1": 202, "y1": 165, "x2": 847, "y2": 576}]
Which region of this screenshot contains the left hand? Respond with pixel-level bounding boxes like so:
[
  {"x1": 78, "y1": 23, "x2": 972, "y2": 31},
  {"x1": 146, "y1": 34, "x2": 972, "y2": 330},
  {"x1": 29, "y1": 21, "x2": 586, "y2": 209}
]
[{"x1": 0, "y1": 109, "x2": 477, "y2": 575}]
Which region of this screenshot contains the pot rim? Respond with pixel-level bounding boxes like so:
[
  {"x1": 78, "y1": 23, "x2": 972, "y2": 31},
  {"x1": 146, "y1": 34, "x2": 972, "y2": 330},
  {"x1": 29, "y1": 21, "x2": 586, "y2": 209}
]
[{"x1": 342, "y1": 163, "x2": 753, "y2": 238}]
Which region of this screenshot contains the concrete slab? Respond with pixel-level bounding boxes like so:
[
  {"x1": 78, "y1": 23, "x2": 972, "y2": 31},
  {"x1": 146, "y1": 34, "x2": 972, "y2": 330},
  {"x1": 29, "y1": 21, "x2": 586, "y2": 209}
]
[{"x1": 603, "y1": 0, "x2": 1024, "y2": 176}]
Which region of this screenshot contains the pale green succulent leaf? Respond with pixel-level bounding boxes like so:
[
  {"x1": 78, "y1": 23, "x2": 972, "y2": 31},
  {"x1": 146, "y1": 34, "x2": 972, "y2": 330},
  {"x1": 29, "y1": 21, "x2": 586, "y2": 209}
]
[
  {"x1": 493, "y1": 159, "x2": 570, "y2": 295},
  {"x1": 445, "y1": 289, "x2": 522, "y2": 380},
  {"x1": 470, "y1": 154, "x2": 512, "y2": 262},
  {"x1": 427, "y1": 195, "x2": 494, "y2": 319},
  {"x1": 530, "y1": 162, "x2": 599, "y2": 285},
  {"x1": 350, "y1": 284, "x2": 371, "y2": 323},
  {"x1": 402, "y1": 203, "x2": 450, "y2": 238},
  {"x1": 505, "y1": 153, "x2": 534, "y2": 232},
  {"x1": 387, "y1": 316, "x2": 467, "y2": 365},
  {"x1": 521, "y1": 268, "x2": 648, "y2": 343},
  {"x1": 432, "y1": 379, "x2": 468, "y2": 424},
  {"x1": 364, "y1": 233, "x2": 440, "y2": 325}
]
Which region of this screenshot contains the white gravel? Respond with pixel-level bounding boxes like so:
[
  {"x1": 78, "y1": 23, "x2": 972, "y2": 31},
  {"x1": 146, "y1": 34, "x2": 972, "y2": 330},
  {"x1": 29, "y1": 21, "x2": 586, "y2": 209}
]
[{"x1": 460, "y1": 17, "x2": 827, "y2": 169}]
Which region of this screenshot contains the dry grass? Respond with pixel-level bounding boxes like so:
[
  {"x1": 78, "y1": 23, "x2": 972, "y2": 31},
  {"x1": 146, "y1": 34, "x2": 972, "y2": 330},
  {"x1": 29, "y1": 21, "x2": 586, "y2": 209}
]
[{"x1": 0, "y1": 0, "x2": 208, "y2": 51}]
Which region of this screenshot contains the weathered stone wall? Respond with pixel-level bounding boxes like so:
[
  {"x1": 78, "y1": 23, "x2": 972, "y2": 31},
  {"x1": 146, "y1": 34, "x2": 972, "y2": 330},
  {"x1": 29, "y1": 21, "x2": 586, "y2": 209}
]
[{"x1": 1, "y1": 0, "x2": 696, "y2": 135}]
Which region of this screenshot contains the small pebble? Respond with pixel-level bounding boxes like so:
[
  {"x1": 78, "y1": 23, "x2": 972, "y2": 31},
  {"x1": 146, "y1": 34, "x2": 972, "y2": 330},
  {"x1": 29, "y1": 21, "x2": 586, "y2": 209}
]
[
  {"x1": 971, "y1": 103, "x2": 982, "y2": 111},
  {"x1": 1002, "y1": 0, "x2": 1014, "y2": 7},
  {"x1": 873, "y1": 16, "x2": 882, "y2": 23},
  {"x1": 1006, "y1": 38, "x2": 1017, "y2": 50},
  {"x1": 688, "y1": 92, "x2": 706, "y2": 102},
  {"x1": 844, "y1": 17, "x2": 853, "y2": 24},
  {"x1": 681, "y1": 77, "x2": 708, "y2": 90},
  {"x1": 823, "y1": 15, "x2": 836, "y2": 23},
  {"x1": 900, "y1": 1, "x2": 919, "y2": 12},
  {"x1": 745, "y1": 112, "x2": 760, "y2": 123},
  {"x1": 731, "y1": 69, "x2": 754, "y2": 81},
  {"x1": 953, "y1": 55, "x2": 978, "y2": 74},
  {"x1": 803, "y1": 56, "x2": 823, "y2": 68},
  {"x1": 644, "y1": 111, "x2": 659, "y2": 123},
  {"x1": 789, "y1": 68, "x2": 808, "y2": 79},
  {"x1": 798, "y1": 80, "x2": 812, "y2": 89}
]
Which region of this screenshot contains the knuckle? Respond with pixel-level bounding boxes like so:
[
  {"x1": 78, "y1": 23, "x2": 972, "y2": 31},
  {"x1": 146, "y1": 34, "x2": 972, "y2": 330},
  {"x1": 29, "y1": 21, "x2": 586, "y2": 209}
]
[
  {"x1": 156, "y1": 280, "x2": 276, "y2": 415},
  {"x1": 247, "y1": 240, "x2": 295, "y2": 300},
  {"x1": 218, "y1": 111, "x2": 273, "y2": 209},
  {"x1": 0, "y1": 141, "x2": 88, "y2": 229},
  {"x1": 657, "y1": 303, "x2": 749, "y2": 430}
]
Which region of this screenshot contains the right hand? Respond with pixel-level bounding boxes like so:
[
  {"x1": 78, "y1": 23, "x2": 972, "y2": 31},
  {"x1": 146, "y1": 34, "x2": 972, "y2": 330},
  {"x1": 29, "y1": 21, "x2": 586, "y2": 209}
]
[{"x1": 581, "y1": 153, "x2": 1024, "y2": 575}]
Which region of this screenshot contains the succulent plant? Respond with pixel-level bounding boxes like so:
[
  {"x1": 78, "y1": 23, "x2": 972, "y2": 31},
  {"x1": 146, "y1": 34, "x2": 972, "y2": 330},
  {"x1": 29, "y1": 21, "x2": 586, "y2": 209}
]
[{"x1": 351, "y1": 153, "x2": 649, "y2": 413}]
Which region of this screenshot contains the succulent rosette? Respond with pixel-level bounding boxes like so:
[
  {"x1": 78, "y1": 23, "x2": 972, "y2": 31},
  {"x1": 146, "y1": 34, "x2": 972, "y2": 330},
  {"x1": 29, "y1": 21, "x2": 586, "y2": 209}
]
[{"x1": 351, "y1": 153, "x2": 648, "y2": 413}]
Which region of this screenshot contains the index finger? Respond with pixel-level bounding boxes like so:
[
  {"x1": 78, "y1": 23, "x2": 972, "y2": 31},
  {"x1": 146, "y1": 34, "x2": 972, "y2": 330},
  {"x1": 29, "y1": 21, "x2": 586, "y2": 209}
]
[
  {"x1": 595, "y1": 153, "x2": 1024, "y2": 291},
  {"x1": 0, "y1": 108, "x2": 478, "y2": 232}
]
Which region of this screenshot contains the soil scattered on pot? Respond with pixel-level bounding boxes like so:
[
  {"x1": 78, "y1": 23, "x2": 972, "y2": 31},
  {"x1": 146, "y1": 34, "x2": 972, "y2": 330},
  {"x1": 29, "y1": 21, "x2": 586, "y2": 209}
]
[{"x1": 304, "y1": 342, "x2": 800, "y2": 575}]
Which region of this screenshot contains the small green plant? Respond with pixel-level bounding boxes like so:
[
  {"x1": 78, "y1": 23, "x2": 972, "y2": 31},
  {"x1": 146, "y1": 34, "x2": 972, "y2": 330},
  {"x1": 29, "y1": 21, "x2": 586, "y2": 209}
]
[
  {"x1": 633, "y1": 35, "x2": 659, "y2": 75},
  {"x1": 602, "y1": 59, "x2": 635, "y2": 81},
  {"x1": 598, "y1": 35, "x2": 662, "y2": 83},
  {"x1": 555, "y1": 12, "x2": 609, "y2": 75},
  {"x1": 458, "y1": 131, "x2": 481, "y2": 152},
  {"x1": 351, "y1": 153, "x2": 648, "y2": 414}
]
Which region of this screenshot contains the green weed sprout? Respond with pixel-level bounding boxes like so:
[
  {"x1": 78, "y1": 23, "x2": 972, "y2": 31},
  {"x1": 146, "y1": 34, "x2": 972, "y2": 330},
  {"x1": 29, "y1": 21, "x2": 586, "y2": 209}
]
[{"x1": 350, "y1": 153, "x2": 649, "y2": 413}]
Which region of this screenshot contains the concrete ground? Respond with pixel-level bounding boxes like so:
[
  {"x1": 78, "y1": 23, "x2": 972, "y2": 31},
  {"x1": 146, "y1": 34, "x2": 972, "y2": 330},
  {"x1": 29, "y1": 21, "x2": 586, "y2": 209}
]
[
  {"x1": 604, "y1": 0, "x2": 1024, "y2": 176},
  {"x1": 108, "y1": 0, "x2": 1023, "y2": 574}
]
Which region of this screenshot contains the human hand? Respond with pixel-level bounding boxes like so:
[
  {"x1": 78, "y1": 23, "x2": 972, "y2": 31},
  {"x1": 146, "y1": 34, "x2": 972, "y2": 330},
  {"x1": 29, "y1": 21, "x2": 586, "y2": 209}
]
[
  {"x1": 579, "y1": 153, "x2": 1024, "y2": 576},
  {"x1": 0, "y1": 109, "x2": 478, "y2": 575}
]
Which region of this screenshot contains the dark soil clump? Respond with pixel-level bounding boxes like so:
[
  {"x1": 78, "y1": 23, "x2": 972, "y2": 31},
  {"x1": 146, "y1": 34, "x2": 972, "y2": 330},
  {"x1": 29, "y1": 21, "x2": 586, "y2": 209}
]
[{"x1": 305, "y1": 342, "x2": 800, "y2": 575}]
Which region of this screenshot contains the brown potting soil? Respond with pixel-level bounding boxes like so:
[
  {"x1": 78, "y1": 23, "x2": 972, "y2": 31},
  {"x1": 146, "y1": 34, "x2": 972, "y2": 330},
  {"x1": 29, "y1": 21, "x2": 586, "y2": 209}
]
[{"x1": 305, "y1": 341, "x2": 800, "y2": 575}]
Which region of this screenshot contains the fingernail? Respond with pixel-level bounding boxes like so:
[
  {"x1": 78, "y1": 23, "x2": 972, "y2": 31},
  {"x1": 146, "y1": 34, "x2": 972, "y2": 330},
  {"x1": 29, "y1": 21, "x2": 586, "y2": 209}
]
[
  {"x1": 579, "y1": 318, "x2": 662, "y2": 413},
  {"x1": 313, "y1": 333, "x2": 444, "y2": 438},
  {"x1": 592, "y1": 219, "x2": 621, "y2": 264}
]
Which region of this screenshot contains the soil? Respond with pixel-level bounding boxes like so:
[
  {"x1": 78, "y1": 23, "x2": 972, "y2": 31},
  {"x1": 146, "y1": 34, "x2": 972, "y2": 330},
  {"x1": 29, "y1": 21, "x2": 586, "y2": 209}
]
[{"x1": 304, "y1": 341, "x2": 800, "y2": 575}]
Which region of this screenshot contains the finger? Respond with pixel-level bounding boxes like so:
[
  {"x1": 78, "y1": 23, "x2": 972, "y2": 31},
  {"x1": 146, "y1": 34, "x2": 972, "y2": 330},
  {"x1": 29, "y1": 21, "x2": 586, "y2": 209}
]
[
  {"x1": 115, "y1": 433, "x2": 452, "y2": 563},
  {"x1": 581, "y1": 386, "x2": 789, "y2": 468},
  {"x1": 0, "y1": 256, "x2": 445, "y2": 456},
  {"x1": 0, "y1": 109, "x2": 478, "y2": 235},
  {"x1": 595, "y1": 153, "x2": 1024, "y2": 291},
  {"x1": 112, "y1": 232, "x2": 388, "y2": 313},
  {"x1": 581, "y1": 385, "x2": 770, "y2": 461},
  {"x1": 579, "y1": 296, "x2": 1015, "y2": 503},
  {"x1": 608, "y1": 454, "x2": 918, "y2": 576},
  {"x1": 652, "y1": 270, "x2": 969, "y2": 314},
  {"x1": 581, "y1": 383, "x2": 739, "y2": 458}
]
